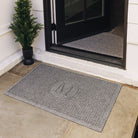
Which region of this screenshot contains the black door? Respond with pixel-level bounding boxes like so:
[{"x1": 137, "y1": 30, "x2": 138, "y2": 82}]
[{"x1": 56, "y1": 0, "x2": 110, "y2": 44}]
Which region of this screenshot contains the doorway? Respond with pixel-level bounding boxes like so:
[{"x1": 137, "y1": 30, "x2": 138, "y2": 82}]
[{"x1": 43, "y1": 0, "x2": 128, "y2": 68}]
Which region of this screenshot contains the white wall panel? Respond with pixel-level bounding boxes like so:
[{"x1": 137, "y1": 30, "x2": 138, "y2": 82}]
[
  {"x1": 127, "y1": 23, "x2": 138, "y2": 45},
  {"x1": 32, "y1": 0, "x2": 43, "y2": 11},
  {"x1": 128, "y1": 3, "x2": 138, "y2": 24},
  {"x1": 0, "y1": 32, "x2": 20, "y2": 62},
  {"x1": 32, "y1": 11, "x2": 44, "y2": 24},
  {"x1": 0, "y1": 0, "x2": 16, "y2": 34},
  {"x1": 129, "y1": 0, "x2": 138, "y2": 4}
]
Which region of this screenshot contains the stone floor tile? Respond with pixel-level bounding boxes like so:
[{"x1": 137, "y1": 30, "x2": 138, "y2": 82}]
[
  {"x1": 0, "y1": 72, "x2": 22, "y2": 94},
  {"x1": 9, "y1": 61, "x2": 41, "y2": 77}
]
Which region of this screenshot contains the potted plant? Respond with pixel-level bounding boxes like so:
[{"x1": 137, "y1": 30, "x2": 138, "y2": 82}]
[{"x1": 9, "y1": 0, "x2": 42, "y2": 65}]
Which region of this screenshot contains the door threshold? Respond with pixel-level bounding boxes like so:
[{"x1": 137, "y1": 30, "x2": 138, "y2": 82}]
[{"x1": 48, "y1": 44, "x2": 124, "y2": 69}]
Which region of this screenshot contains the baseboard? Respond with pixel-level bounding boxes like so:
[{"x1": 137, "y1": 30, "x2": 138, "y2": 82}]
[{"x1": 0, "y1": 50, "x2": 22, "y2": 76}]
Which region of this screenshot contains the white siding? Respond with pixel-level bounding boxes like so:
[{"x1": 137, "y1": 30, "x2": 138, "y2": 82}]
[
  {"x1": 0, "y1": 0, "x2": 20, "y2": 62},
  {"x1": 126, "y1": 0, "x2": 138, "y2": 73}
]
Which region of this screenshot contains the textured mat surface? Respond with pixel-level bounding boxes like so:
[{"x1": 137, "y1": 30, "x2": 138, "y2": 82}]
[
  {"x1": 5, "y1": 63, "x2": 122, "y2": 132},
  {"x1": 64, "y1": 32, "x2": 123, "y2": 58}
]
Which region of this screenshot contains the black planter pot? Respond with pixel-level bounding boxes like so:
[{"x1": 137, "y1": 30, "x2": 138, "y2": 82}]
[{"x1": 22, "y1": 47, "x2": 34, "y2": 65}]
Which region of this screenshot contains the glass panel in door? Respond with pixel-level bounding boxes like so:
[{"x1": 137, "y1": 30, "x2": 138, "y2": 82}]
[
  {"x1": 86, "y1": 0, "x2": 104, "y2": 20},
  {"x1": 65, "y1": 0, "x2": 84, "y2": 25}
]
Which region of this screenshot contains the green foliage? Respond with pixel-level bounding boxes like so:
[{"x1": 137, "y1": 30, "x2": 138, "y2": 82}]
[{"x1": 9, "y1": 0, "x2": 42, "y2": 50}]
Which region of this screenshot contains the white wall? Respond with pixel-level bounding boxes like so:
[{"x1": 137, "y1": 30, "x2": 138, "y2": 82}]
[
  {"x1": 0, "y1": 0, "x2": 22, "y2": 75},
  {"x1": 32, "y1": 0, "x2": 45, "y2": 51},
  {"x1": 126, "y1": 0, "x2": 138, "y2": 73},
  {"x1": 0, "y1": 0, "x2": 21, "y2": 61},
  {"x1": 0, "y1": 0, "x2": 44, "y2": 76}
]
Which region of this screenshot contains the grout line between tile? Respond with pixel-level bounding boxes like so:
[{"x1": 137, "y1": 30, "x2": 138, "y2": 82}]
[{"x1": 61, "y1": 122, "x2": 74, "y2": 138}]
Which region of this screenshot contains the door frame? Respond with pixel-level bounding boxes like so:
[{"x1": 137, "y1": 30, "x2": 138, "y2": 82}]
[{"x1": 43, "y1": 0, "x2": 128, "y2": 69}]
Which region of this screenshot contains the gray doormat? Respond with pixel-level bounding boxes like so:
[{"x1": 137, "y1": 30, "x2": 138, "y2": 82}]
[{"x1": 5, "y1": 63, "x2": 122, "y2": 132}]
